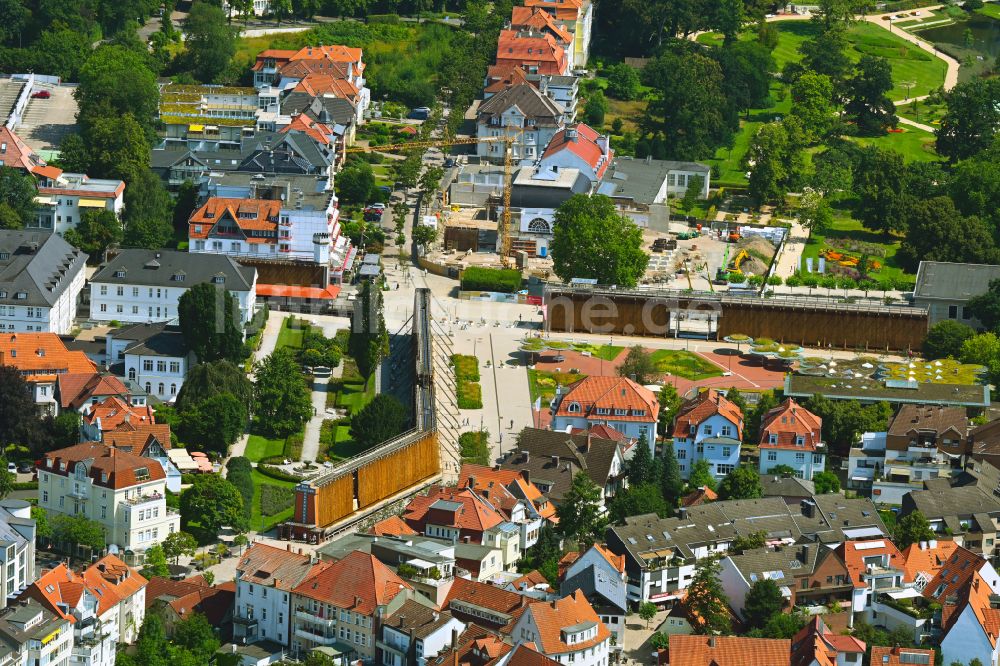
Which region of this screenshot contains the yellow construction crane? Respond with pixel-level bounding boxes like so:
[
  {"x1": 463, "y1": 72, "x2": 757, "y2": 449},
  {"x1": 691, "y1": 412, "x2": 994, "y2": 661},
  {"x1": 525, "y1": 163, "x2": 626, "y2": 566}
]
[{"x1": 342, "y1": 131, "x2": 522, "y2": 269}]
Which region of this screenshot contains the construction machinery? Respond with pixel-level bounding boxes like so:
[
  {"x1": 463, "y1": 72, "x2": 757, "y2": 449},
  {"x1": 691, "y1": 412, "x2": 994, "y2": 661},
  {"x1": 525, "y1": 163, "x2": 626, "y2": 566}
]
[{"x1": 343, "y1": 131, "x2": 523, "y2": 268}]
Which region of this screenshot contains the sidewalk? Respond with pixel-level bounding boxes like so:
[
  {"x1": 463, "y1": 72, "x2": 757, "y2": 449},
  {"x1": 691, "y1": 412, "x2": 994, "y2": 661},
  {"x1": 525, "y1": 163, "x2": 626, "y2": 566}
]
[{"x1": 227, "y1": 312, "x2": 287, "y2": 464}]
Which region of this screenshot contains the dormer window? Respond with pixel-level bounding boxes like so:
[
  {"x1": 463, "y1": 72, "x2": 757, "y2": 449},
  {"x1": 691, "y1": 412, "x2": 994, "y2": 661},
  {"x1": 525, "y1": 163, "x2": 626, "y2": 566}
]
[
  {"x1": 173, "y1": 273, "x2": 185, "y2": 282},
  {"x1": 769, "y1": 433, "x2": 778, "y2": 444},
  {"x1": 114, "y1": 270, "x2": 126, "y2": 278},
  {"x1": 796, "y1": 436, "x2": 805, "y2": 446},
  {"x1": 596, "y1": 408, "x2": 611, "y2": 416},
  {"x1": 212, "y1": 275, "x2": 225, "y2": 284},
  {"x1": 632, "y1": 410, "x2": 645, "y2": 416},
  {"x1": 14, "y1": 292, "x2": 26, "y2": 300},
  {"x1": 566, "y1": 402, "x2": 581, "y2": 413},
  {"x1": 0, "y1": 253, "x2": 8, "y2": 260},
  {"x1": 0, "y1": 291, "x2": 6, "y2": 298}
]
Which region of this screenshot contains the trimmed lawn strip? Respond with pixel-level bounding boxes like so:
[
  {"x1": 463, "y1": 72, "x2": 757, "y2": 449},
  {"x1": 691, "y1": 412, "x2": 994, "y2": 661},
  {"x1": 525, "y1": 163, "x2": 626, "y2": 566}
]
[
  {"x1": 250, "y1": 469, "x2": 296, "y2": 531},
  {"x1": 571, "y1": 343, "x2": 625, "y2": 361},
  {"x1": 800, "y1": 216, "x2": 913, "y2": 283},
  {"x1": 649, "y1": 350, "x2": 723, "y2": 381},
  {"x1": 275, "y1": 316, "x2": 306, "y2": 351},
  {"x1": 245, "y1": 435, "x2": 285, "y2": 462},
  {"x1": 848, "y1": 125, "x2": 940, "y2": 163},
  {"x1": 452, "y1": 354, "x2": 483, "y2": 409}
]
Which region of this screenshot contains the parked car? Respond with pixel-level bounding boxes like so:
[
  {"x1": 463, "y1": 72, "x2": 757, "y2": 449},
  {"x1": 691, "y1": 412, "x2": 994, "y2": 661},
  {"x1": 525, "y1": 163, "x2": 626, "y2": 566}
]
[
  {"x1": 369, "y1": 203, "x2": 386, "y2": 211},
  {"x1": 31, "y1": 90, "x2": 51, "y2": 99},
  {"x1": 16, "y1": 464, "x2": 32, "y2": 474},
  {"x1": 6, "y1": 463, "x2": 15, "y2": 473},
  {"x1": 444, "y1": 158, "x2": 456, "y2": 168}
]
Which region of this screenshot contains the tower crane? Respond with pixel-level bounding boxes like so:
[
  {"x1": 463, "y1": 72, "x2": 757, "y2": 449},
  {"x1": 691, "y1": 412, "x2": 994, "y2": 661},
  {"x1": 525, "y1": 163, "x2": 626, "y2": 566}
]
[{"x1": 342, "y1": 130, "x2": 522, "y2": 269}]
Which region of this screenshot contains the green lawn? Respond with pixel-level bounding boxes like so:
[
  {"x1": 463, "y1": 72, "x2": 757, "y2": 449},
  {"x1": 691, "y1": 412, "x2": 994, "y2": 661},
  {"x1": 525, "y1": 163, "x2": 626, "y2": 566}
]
[
  {"x1": 895, "y1": 99, "x2": 946, "y2": 126},
  {"x1": 849, "y1": 125, "x2": 939, "y2": 162},
  {"x1": 452, "y1": 354, "x2": 483, "y2": 409},
  {"x1": 245, "y1": 435, "x2": 286, "y2": 462},
  {"x1": 848, "y1": 23, "x2": 947, "y2": 101},
  {"x1": 275, "y1": 317, "x2": 305, "y2": 351},
  {"x1": 250, "y1": 469, "x2": 297, "y2": 531},
  {"x1": 979, "y1": 3, "x2": 1000, "y2": 19},
  {"x1": 527, "y1": 369, "x2": 587, "y2": 408},
  {"x1": 571, "y1": 343, "x2": 625, "y2": 361},
  {"x1": 649, "y1": 350, "x2": 723, "y2": 381},
  {"x1": 322, "y1": 358, "x2": 377, "y2": 461},
  {"x1": 800, "y1": 216, "x2": 912, "y2": 282}
]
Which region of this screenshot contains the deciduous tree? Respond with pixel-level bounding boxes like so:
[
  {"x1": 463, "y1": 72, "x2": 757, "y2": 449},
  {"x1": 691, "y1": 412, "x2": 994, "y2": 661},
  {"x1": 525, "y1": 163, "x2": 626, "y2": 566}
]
[
  {"x1": 899, "y1": 196, "x2": 998, "y2": 270},
  {"x1": 162, "y1": 531, "x2": 197, "y2": 564},
  {"x1": 967, "y1": 279, "x2": 1000, "y2": 332},
  {"x1": 608, "y1": 483, "x2": 668, "y2": 523},
  {"x1": 550, "y1": 194, "x2": 648, "y2": 288},
  {"x1": 618, "y1": 346, "x2": 657, "y2": 384},
  {"x1": 688, "y1": 459, "x2": 716, "y2": 492},
  {"x1": 791, "y1": 72, "x2": 836, "y2": 143},
  {"x1": 606, "y1": 63, "x2": 641, "y2": 100},
  {"x1": 556, "y1": 472, "x2": 607, "y2": 547},
  {"x1": 686, "y1": 556, "x2": 732, "y2": 634},
  {"x1": 178, "y1": 283, "x2": 245, "y2": 363},
  {"x1": 852, "y1": 146, "x2": 907, "y2": 234},
  {"x1": 350, "y1": 394, "x2": 409, "y2": 450},
  {"x1": 0, "y1": 167, "x2": 37, "y2": 228},
  {"x1": 894, "y1": 510, "x2": 935, "y2": 549},
  {"x1": 936, "y1": 79, "x2": 1000, "y2": 162},
  {"x1": 64, "y1": 209, "x2": 122, "y2": 259},
  {"x1": 844, "y1": 55, "x2": 897, "y2": 135},
  {"x1": 179, "y1": 474, "x2": 246, "y2": 532},
  {"x1": 718, "y1": 465, "x2": 763, "y2": 500},
  {"x1": 744, "y1": 579, "x2": 785, "y2": 629},
  {"x1": 923, "y1": 320, "x2": 976, "y2": 359},
  {"x1": 813, "y1": 470, "x2": 841, "y2": 494},
  {"x1": 141, "y1": 544, "x2": 170, "y2": 578},
  {"x1": 253, "y1": 349, "x2": 312, "y2": 437}
]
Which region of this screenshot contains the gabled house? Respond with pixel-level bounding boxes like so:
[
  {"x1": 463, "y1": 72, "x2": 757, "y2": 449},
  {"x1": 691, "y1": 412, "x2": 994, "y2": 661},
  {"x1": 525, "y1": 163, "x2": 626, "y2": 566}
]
[
  {"x1": 538, "y1": 124, "x2": 612, "y2": 186},
  {"x1": 901, "y1": 485, "x2": 1000, "y2": 558},
  {"x1": 0, "y1": 598, "x2": 73, "y2": 666},
  {"x1": 550, "y1": 376, "x2": 659, "y2": 445},
  {"x1": 500, "y1": 428, "x2": 626, "y2": 504},
  {"x1": 719, "y1": 544, "x2": 819, "y2": 620},
  {"x1": 104, "y1": 423, "x2": 181, "y2": 493},
  {"x1": 758, "y1": 399, "x2": 826, "y2": 481},
  {"x1": 916, "y1": 542, "x2": 1000, "y2": 604},
  {"x1": 672, "y1": 389, "x2": 744, "y2": 480},
  {"x1": 939, "y1": 570, "x2": 1000, "y2": 666},
  {"x1": 559, "y1": 545, "x2": 627, "y2": 648},
  {"x1": 146, "y1": 575, "x2": 234, "y2": 640},
  {"x1": 476, "y1": 83, "x2": 565, "y2": 163},
  {"x1": 457, "y1": 464, "x2": 553, "y2": 550},
  {"x1": 869, "y1": 646, "x2": 935, "y2": 666},
  {"x1": 524, "y1": 0, "x2": 593, "y2": 68},
  {"x1": 507, "y1": 591, "x2": 611, "y2": 666},
  {"x1": 790, "y1": 616, "x2": 865, "y2": 666},
  {"x1": 483, "y1": 65, "x2": 578, "y2": 122},
  {"x1": 403, "y1": 486, "x2": 506, "y2": 545},
  {"x1": 510, "y1": 7, "x2": 574, "y2": 49},
  {"x1": 57, "y1": 373, "x2": 133, "y2": 416},
  {"x1": 80, "y1": 396, "x2": 155, "y2": 441},
  {"x1": 380, "y1": 600, "x2": 466, "y2": 666},
  {"x1": 443, "y1": 576, "x2": 528, "y2": 631},
  {"x1": 290, "y1": 550, "x2": 419, "y2": 662}
]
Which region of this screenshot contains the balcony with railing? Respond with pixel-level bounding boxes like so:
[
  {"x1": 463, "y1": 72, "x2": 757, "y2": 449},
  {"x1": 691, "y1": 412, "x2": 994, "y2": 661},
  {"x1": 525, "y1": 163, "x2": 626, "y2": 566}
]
[
  {"x1": 295, "y1": 608, "x2": 336, "y2": 628},
  {"x1": 123, "y1": 492, "x2": 165, "y2": 506},
  {"x1": 294, "y1": 626, "x2": 337, "y2": 646}
]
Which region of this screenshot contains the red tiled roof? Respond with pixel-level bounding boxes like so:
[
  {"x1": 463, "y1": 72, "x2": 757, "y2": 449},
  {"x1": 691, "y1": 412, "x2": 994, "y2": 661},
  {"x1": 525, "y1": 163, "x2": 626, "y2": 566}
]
[
  {"x1": 445, "y1": 577, "x2": 528, "y2": 626},
  {"x1": 681, "y1": 485, "x2": 718, "y2": 507},
  {"x1": 517, "y1": 591, "x2": 610, "y2": 655},
  {"x1": 255, "y1": 284, "x2": 341, "y2": 300},
  {"x1": 485, "y1": 66, "x2": 533, "y2": 94},
  {"x1": 0, "y1": 127, "x2": 46, "y2": 172},
  {"x1": 42, "y1": 442, "x2": 166, "y2": 490},
  {"x1": 104, "y1": 423, "x2": 172, "y2": 454},
  {"x1": 495, "y1": 30, "x2": 568, "y2": 75},
  {"x1": 524, "y1": 0, "x2": 585, "y2": 17},
  {"x1": 280, "y1": 59, "x2": 351, "y2": 81},
  {"x1": 672, "y1": 389, "x2": 744, "y2": 439},
  {"x1": 791, "y1": 616, "x2": 864, "y2": 666},
  {"x1": 569, "y1": 424, "x2": 627, "y2": 442},
  {"x1": 83, "y1": 396, "x2": 155, "y2": 432},
  {"x1": 290, "y1": 45, "x2": 364, "y2": 66},
  {"x1": 23, "y1": 556, "x2": 146, "y2": 621},
  {"x1": 293, "y1": 73, "x2": 360, "y2": 102},
  {"x1": 510, "y1": 7, "x2": 573, "y2": 43},
  {"x1": 669, "y1": 635, "x2": 791, "y2": 666},
  {"x1": 58, "y1": 373, "x2": 131, "y2": 411},
  {"x1": 167, "y1": 585, "x2": 235, "y2": 625},
  {"x1": 369, "y1": 515, "x2": 419, "y2": 537},
  {"x1": 281, "y1": 112, "x2": 335, "y2": 145},
  {"x1": 188, "y1": 198, "x2": 283, "y2": 240},
  {"x1": 145, "y1": 576, "x2": 210, "y2": 609},
  {"x1": 33, "y1": 165, "x2": 64, "y2": 180},
  {"x1": 542, "y1": 124, "x2": 612, "y2": 180},
  {"x1": 759, "y1": 398, "x2": 824, "y2": 451},
  {"x1": 900, "y1": 540, "x2": 959, "y2": 587},
  {"x1": 921, "y1": 544, "x2": 990, "y2": 603},
  {"x1": 869, "y1": 647, "x2": 936, "y2": 666},
  {"x1": 237, "y1": 543, "x2": 325, "y2": 592},
  {"x1": 0, "y1": 333, "x2": 96, "y2": 382},
  {"x1": 292, "y1": 550, "x2": 410, "y2": 615},
  {"x1": 553, "y1": 376, "x2": 659, "y2": 423},
  {"x1": 403, "y1": 486, "x2": 505, "y2": 537},
  {"x1": 834, "y1": 540, "x2": 910, "y2": 590}
]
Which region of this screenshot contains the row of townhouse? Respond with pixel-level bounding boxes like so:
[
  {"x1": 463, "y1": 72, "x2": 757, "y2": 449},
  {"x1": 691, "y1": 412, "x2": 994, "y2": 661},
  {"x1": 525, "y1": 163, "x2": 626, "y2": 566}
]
[
  {"x1": 0, "y1": 127, "x2": 125, "y2": 237},
  {"x1": 661, "y1": 632, "x2": 931, "y2": 666}
]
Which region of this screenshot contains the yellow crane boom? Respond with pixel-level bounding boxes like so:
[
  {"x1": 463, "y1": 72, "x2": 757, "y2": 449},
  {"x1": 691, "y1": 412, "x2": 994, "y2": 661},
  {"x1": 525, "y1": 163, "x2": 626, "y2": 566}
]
[{"x1": 341, "y1": 132, "x2": 521, "y2": 269}]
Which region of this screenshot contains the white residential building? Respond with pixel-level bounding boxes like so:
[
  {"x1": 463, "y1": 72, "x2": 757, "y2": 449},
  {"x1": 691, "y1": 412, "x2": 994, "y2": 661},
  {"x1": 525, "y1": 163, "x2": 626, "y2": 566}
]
[
  {"x1": 549, "y1": 376, "x2": 660, "y2": 445},
  {"x1": 0, "y1": 333, "x2": 97, "y2": 416},
  {"x1": 0, "y1": 499, "x2": 35, "y2": 607},
  {"x1": 0, "y1": 231, "x2": 87, "y2": 334},
  {"x1": 509, "y1": 591, "x2": 610, "y2": 666},
  {"x1": 89, "y1": 249, "x2": 258, "y2": 326},
  {"x1": 32, "y1": 172, "x2": 125, "y2": 236},
  {"x1": 476, "y1": 83, "x2": 565, "y2": 162},
  {"x1": 757, "y1": 398, "x2": 827, "y2": 481},
  {"x1": 37, "y1": 443, "x2": 180, "y2": 565},
  {"x1": 671, "y1": 389, "x2": 744, "y2": 480},
  {"x1": 234, "y1": 544, "x2": 325, "y2": 648},
  {"x1": 0, "y1": 599, "x2": 72, "y2": 666},
  {"x1": 188, "y1": 195, "x2": 337, "y2": 266}
]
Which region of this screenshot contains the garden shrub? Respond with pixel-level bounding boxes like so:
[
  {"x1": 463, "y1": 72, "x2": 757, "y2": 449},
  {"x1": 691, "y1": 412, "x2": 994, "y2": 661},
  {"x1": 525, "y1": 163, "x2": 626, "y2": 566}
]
[
  {"x1": 259, "y1": 484, "x2": 295, "y2": 516},
  {"x1": 460, "y1": 266, "x2": 522, "y2": 293}
]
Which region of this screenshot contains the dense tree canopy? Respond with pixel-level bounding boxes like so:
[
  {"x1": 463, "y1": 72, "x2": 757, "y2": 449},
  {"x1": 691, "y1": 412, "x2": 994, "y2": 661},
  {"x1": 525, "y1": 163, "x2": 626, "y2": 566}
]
[
  {"x1": 923, "y1": 320, "x2": 976, "y2": 359},
  {"x1": 0, "y1": 167, "x2": 37, "y2": 229},
  {"x1": 550, "y1": 195, "x2": 648, "y2": 287},
  {"x1": 844, "y1": 55, "x2": 897, "y2": 135},
  {"x1": 254, "y1": 349, "x2": 313, "y2": 437},
  {"x1": 180, "y1": 474, "x2": 246, "y2": 533},
  {"x1": 350, "y1": 394, "x2": 409, "y2": 450},
  {"x1": 556, "y1": 472, "x2": 607, "y2": 547},
  {"x1": 936, "y1": 79, "x2": 1000, "y2": 162},
  {"x1": 178, "y1": 283, "x2": 245, "y2": 364},
  {"x1": 184, "y1": 3, "x2": 236, "y2": 83}
]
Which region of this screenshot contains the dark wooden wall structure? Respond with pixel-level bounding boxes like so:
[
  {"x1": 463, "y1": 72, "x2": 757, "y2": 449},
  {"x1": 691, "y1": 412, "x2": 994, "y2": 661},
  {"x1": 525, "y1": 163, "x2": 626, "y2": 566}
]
[
  {"x1": 544, "y1": 287, "x2": 928, "y2": 352},
  {"x1": 237, "y1": 258, "x2": 328, "y2": 287},
  {"x1": 281, "y1": 289, "x2": 440, "y2": 542}
]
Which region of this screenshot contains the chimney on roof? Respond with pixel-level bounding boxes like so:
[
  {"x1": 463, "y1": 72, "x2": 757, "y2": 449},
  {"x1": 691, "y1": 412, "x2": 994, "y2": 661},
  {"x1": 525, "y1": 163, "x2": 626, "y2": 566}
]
[
  {"x1": 287, "y1": 544, "x2": 292, "y2": 552},
  {"x1": 678, "y1": 507, "x2": 688, "y2": 519},
  {"x1": 799, "y1": 544, "x2": 811, "y2": 563},
  {"x1": 521, "y1": 450, "x2": 530, "y2": 463},
  {"x1": 708, "y1": 637, "x2": 716, "y2": 648}
]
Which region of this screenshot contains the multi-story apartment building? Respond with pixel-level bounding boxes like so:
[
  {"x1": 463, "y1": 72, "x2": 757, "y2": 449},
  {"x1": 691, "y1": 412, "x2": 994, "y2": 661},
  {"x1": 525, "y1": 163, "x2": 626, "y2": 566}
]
[
  {"x1": 0, "y1": 500, "x2": 35, "y2": 607},
  {"x1": 457, "y1": 463, "x2": 554, "y2": 551},
  {"x1": 121, "y1": 327, "x2": 190, "y2": 402},
  {"x1": 495, "y1": 29, "x2": 571, "y2": 76},
  {"x1": 0, "y1": 598, "x2": 72, "y2": 666},
  {"x1": 524, "y1": 0, "x2": 593, "y2": 68},
  {"x1": 549, "y1": 376, "x2": 659, "y2": 444},
  {"x1": 477, "y1": 83, "x2": 565, "y2": 162},
  {"x1": 0, "y1": 232, "x2": 87, "y2": 334},
  {"x1": 89, "y1": 250, "x2": 258, "y2": 326},
  {"x1": 757, "y1": 398, "x2": 826, "y2": 480},
  {"x1": 233, "y1": 543, "x2": 327, "y2": 647},
  {"x1": 38, "y1": 443, "x2": 179, "y2": 564},
  {"x1": 538, "y1": 124, "x2": 612, "y2": 186},
  {"x1": 484, "y1": 66, "x2": 579, "y2": 123},
  {"x1": 508, "y1": 591, "x2": 611, "y2": 666},
  {"x1": 250, "y1": 44, "x2": 370, "y2": 119},
  {"x1": 159, "y1": 84, "x2": 261, "y2": 146},
  {"x1": 290, "y1": 551, "x2": 419, "y2": 662},
  {"x1": 0, "y1": 333, "x2": 97, "y2": 416},
  {"x1": 188, "y1": 196, "x2": 337, "y2": 266},
  {"x1": 0, "y1": 127, "x2": 125, "y2": 236},
  {"x1": 671, "y1": 389, "x2": 744, "y2": 480},
  {"x1": 559, "y1": 545, "x2": 627, "y2": 649},
  {"x1": 23, "y1": 556, "x2": 147, "y2": 666},
  {"x1": 379, "y1": 601, "x2": 465, "y2": 666}
]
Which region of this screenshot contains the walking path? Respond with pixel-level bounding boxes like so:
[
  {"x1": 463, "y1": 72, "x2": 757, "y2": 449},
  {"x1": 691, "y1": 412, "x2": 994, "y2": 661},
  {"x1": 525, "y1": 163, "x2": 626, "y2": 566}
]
[
  {"x1": 227, "y1": 312, "x2": 288, "y2": 463},
  {"x1": 862, "y1": 8, "x2": 960, "y2": 92},
  {"x1": 294, "y1": 315, "x2": 350, "y2": 463}
]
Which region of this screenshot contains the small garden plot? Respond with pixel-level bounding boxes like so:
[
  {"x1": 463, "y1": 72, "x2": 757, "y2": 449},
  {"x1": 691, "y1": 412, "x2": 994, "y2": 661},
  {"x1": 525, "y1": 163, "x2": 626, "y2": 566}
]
[
  {"x1": 452, "y1": 355, "x2": 483, "y2": 409},
  {"x1": 649, "y1": 350, "x2": 723, "y2": 381},
  {"x1": 528, "y1": 370, "x2": 587, "y2": 408}
]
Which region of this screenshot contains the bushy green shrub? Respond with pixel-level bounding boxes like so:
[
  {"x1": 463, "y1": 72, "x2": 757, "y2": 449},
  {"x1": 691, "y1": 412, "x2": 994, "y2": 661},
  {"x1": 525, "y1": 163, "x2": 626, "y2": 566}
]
[
  {"x1": 225, "y1": 457, "x2": 254, "y2": 521},
  {"x1": 260, "y1": 484, "x2": 295, "y2": 516},
  {"x1": 257, "y1": 464, "x2": 302, "y2": 483},
  {"x1": 460, "y1": 267, "x2": 522, "y2": 293}
]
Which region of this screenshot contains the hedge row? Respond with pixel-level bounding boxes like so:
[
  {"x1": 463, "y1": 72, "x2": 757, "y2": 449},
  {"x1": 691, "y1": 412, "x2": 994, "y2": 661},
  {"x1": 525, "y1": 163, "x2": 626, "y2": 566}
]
[
  {"x1": 257, "y1": 464, "x2": 303, "y2": 483},
  {"x1": 226, "y1": 457, "x2": 254, "y2": 522},
  {"x1": 284, "y1": 432, "x2": 304, "y2": 461},
  {"x1": 460, "y1": 266, "x2": 522, "y2": 294},
  {"x1": 260, "y1": 485, "x2": 295, "y2": 516},
  {"x1": 12, "y1": 482, "x2": 37, "y2": 491}
]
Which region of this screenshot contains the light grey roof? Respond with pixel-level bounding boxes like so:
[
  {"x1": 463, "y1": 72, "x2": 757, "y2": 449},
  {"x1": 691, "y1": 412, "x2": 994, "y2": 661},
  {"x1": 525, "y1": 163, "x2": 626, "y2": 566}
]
[
  {"x1": 904, "y1": 485, "x2": 1000, "y2": 523},
  {"x1": 596, "y1": 156, "x2": 709, "y2": 204},
  {"x1": 726, "y1": 543, "x2": 819, "y2": 585},
  {"x1": 0, "y1": 231, "x2": 87, "y2": 307},
  {"x1": 125, "y1": 330, "x2": 187, "y2": 358},
  {"x1": 914, "y1": 261, "x2": 1000, "y2": 301},
  {"x1": 560, "y1": 564, "x2": 627, "y2": 613},
  {"x1": 282, "y1": 93, "x2": 357, "y2": 126},
  {"x1": 478, "y1": 83, "x2": 564, "y2": 125},
  {"x1": 760, "y1": 474, "x2": 816, "y2": 497},
  {"x1": 91, "y1": 250, "x2": 256, "y2": 291}
]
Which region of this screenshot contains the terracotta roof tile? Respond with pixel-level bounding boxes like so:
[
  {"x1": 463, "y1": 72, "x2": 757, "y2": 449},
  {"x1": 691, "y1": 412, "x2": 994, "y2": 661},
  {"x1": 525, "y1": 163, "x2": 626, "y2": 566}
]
[
  {"x1": 668, "y1": 635, "x2": 791, "y2": 666},
  {"x1": 900, "y1": 540, "x2": 959, "y2": 588},
  {"x1": 445, "y1": 577, "x2": 528, "y2": 627},
  {"x1": 369, "y1": 515, "x2": 418, "y2": 537},
  {"x1": 759, "y1": 398, "x2": 824, "y2": 451},
  {"x1": 0, "y1": 332, "x2": 97, "y2": 382},
  {"x1": 791, "y1": 616, "x2": 864, "y2": 666},
  {"x1": 922, "y1": 544, "x2": 992, "y2": 605},
  {"x1": 42, "y1": 442, "x2": 166, "y2": 490},
  {"x1": 553, "y1": 376, "x2": 659, "y2": 423},
  {"x1": 83, "y1": 396, "x2": 155, "y2": 432},
  {"x1": 0, "y1": 127, "x2": 46, "y2": 173},
  {"x1": 237, "y1": 543, "x2": 323, "y2": 592},
  {"x1": 833, "y1": 540, "x2": 910, "y2": 590},
  {"x1": 292, "y1": 550, "x2": 409, "y2": 615},
  {"x1": 293, "y1": 73, "x2": 360, "y2": 102},
  {"x1": 672, "y1": 389, "x2": 744, "y2": 439},
  {"x1": 510, "y1": 7, "x2": 573, "y2": 43},
  {"x1": 403, "y1": 486, "x2": 505, "y2": 537},
  {"x1": 188, "y1": 197, "x2": 283, "y2": 239},
  {"x1": 542, "y1": 124, "x2": 612, "y2": 180},
  {"x1": 104, "y1": 423, "x2": 172, "y2": 454},
  {"x1": 516, "y1": 591, "x2": 610, "y2": 655},
  {"x1": 869, "y1": 646, "x2": 936, "y2": 666},
  {"x1": 681, "y1": 485, "x2": 719, "y2": 507},
  {"x1": 496, "y1": 30, "x2": 568, "y2": 76}
]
